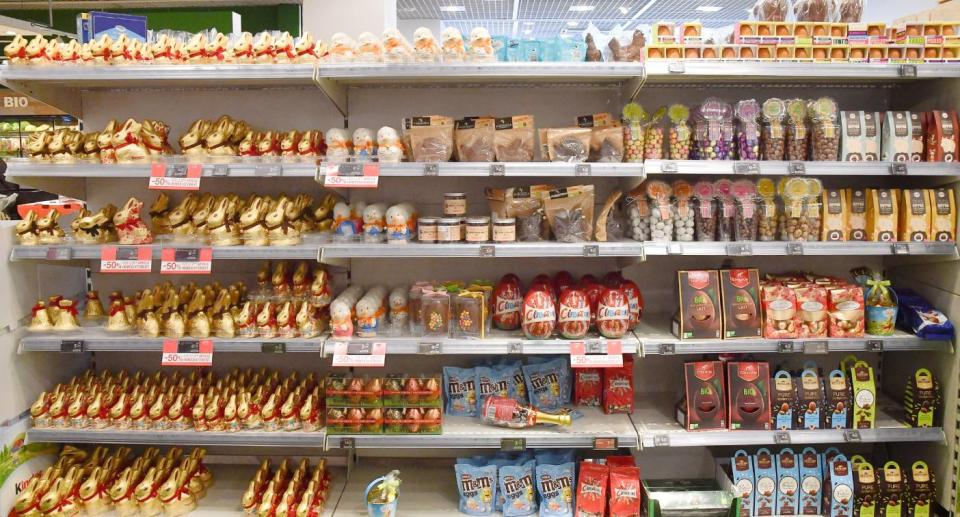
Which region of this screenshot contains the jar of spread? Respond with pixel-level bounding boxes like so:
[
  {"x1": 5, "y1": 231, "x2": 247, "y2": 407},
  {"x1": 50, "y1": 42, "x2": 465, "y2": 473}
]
[
  {"x1": 493, "y1": 217, "x2": 516, "y2": 242},
  {"x1": 418, "y1": 217, "x2": 439, "y2": 243},
  {"x1": 437, "y1": 217, "x2": 461, "y2": 243},
  {"x1": 443, "y1": 193, "x2": 467, "y2": 217},
  {"x1": 466, "y1": 216, "x2": 491, "y2": 242}
]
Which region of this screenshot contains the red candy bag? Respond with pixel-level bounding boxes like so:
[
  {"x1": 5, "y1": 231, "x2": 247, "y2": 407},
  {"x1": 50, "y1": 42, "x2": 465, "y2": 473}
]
[
  {"x1": 576, "y1": 462, "x2": 609, "y2": 517},
  {"x1": 493, "y1": 274, "x2": 522, "y2": 330},
  {"x1": 603, "y1": 355, "x2": 634, "y2": 414},
  {"x1": 521, "y1": 288, "x2": 556, "y2": 339},
  {"x1": 605, "y1": 456, "x2": 636, "y2": 467},
  {"x1": 574, "y1": 368, "x2": 602, "y2": 406},
  {"x1": 608, "y1": 466, "x2": 641, "y2": 517},
  {"x1": 558, "y1": 288, "x2": 591, "y2": 339},
  {"x1": 597, "y1": 287, "x2": 630, "y2": 339}
]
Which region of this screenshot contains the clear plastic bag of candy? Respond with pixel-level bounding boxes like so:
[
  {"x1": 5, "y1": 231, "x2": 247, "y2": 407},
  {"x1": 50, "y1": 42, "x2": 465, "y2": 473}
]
[
  {"x1": 785, "y1": 98, "x2": 809, "y2": 161},
  {"x1": 672, "y1": 180, "x2": 695, "y2": 242},
  {"x1": 643, "y1": 106, "x2": 666, "y2": 160},
  {"x1": 732, "y1": 180, "x2": 759, "y2": 240},
  {"x1": 778, "y1": 177, "x2": 823, "y2": 241},
  {"x1": 645, "y1": 180, "x2": 675, "y2": 242},
  {"x1": 761, "y1": 98, "x2": 787, "y2": 161},
  {"x1": 809, "y1": 97, "x2": 839, "y2": 161},
  {"x1": 668, "y1": 103, "x2": 692, "y2": 160},
  {"x1": 693, "y1": 181, "x2": 718, "y2": 241},
  {"x1": 624, "y1": 190, "x2": 650, "y2": 241},
  {"x1": 695, "y1": 98, "x2": 735, "y2": 160},
  {"x1": 715, "y1": 179, "x2": 736, "y2": 241},
  {"x1": 735, "y1": 99, "x2": 761, "y2": 160},
  {"x1": 621, "y1": 102, "x2": 646, "y2": 163},
  {"x1": 756, "y1": 178, "x2": 779, "y2": 241}
]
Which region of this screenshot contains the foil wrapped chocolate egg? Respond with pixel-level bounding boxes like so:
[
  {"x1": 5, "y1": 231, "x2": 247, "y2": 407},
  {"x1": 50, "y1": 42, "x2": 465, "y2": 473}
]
[
  {"x1": 364, "y1": 408, "x2": 382, "y2": 433},
  {"x1": 404, "y1": 378, "x2": 422, "y2": 404},
  {"x1": 346, "y1": 378, "x2": 363, "y2": 404},
  {"x1": 404, "y1": 408, "x2": 423, "y2": 433},
  {"x1": 423, "y1": 408, "x2": 442, "y2": 432},
  {"x1": 363, "y1": 378, "x2": 382, "y2": 405},
  {"x1": 346, "y1": 408, "x2": 363, "y2": 432}
]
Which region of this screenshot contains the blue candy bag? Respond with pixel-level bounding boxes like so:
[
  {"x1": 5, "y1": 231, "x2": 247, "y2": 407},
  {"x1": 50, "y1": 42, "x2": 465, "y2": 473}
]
[
  {"x1": 523, "y1": 358, "x2": 569, "y2": 411},
  {"x1": 458, "y1": 456, "x2": 490, "y2": 467},
  {"x1": 456, "y1": 464, "x2": 497, "y2": 516},
  {"x1": 476, "y1": 365, "x2": 515, "y2": 413},
  {"x1": 536, "y1": 462, "x2": 576, "y2": 517},
  {"x1": 535, "y1": 449, "x2": 577, "y2": 467},
  {"x1": 897, "y1": 289, "x2": 954, "y2": 339},
  {"x1": 500, "y1": 460, "x2": 538, "y2": 516},
  {"x1": 445, "y1": 366, "x2": 478, "y2": 417}
]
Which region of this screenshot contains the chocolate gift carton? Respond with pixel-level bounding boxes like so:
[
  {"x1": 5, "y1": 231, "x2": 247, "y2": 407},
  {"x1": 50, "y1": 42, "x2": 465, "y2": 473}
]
[
  {"x1": 679, "y1": 361, "x2": 727, "y2": 431},
  {"x1": 906, "y1": 461, "x2": 935, "y2": 517},
  {"x1": 720, "y1": 268, "x2": 762, "y2": 339},
  {"x1": 929, "y1": 187, "x2": 956, "y2": 242},
  {"x1": 882, "y1": 111, "x2": 913, "y2": 162},
  {"x1": 849, "y1": 360, "x2": 876, "y2": 429},
  {"x1": 772, "y1": 370, "x2": 795, "y2": 430},
  {"x1": 825, "y1": 370, "x2": 851, "y2": 429},
  {"x1": 795, "y1": 368, "x2": 824, "y2": 430},
  {"x1": 674, "y1": 270, "x2": 722, "y2": 340},
  {"x1": 732, "y1": 450, "x2": 755, "y2": 517},
  {"x1": 775, "y1": 448, "x2": 800, "y2": 515},
  {"x1": 924, "y1": 111, "x2": 959, "y2": 162},
  {"x1": 821, "y1": 447, "x2": 842, "y2": 480},
  {"x1": 853, "y1": 459, "x2": 880, "y2": 517},
  {"x1": 840, "y1": 111, "x2": 865, "y2": 161},
  {"x1": 825, "y1": 454, "x2": 855, "y2": 517},
  {"x1": 727, "y1": 361, "x2": 771, "y2": 431},
  {"x1": 879, "y1": 461, "x2": 905, "y2": 517},
  {"x1": 752, "y1": 448, "x2": 777, "y2": 516},
  {"x1": 846, "y1": 188, "x2": 868, "y2": 241},
  {"x1": 904, "y1": 368, "x2": 941, "y2": 428},
  {"x1": 799, "y1": 447, "x2": 823, "y2": 515}
]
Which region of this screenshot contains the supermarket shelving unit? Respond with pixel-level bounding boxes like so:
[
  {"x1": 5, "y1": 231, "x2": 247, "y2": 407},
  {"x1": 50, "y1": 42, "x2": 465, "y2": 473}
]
[{"x1": 1, "y1": 59, "x2": 959, "y2": 515}]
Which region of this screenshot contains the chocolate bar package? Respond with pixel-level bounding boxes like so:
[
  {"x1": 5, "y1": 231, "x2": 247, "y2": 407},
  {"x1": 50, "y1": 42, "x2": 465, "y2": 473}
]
[
  {"x1": 879, "y1": 461, "x2": 905, "y2": 517},
  {"x1": 799, "y1": 448, "x2": 823, "y2": 515},
  {"x1": 853, "y1": 460, "x2": 880, "y2": 517},
  {"x1": 680, "y1": 361, "x2": 727, "y2": 430},
  {"x1": 732, "y1": 450, "x2": 755, "y2": 517},
  {"x1": 775, "y1": 448, "x2": 800, "y2": 515},
  {"x1": 904, "y1": 368, "x2": 941, "y2": 427},
  {"x1": 772, "y1": 370, "x2": 795, "y2": 430},
  {"x1": 727, "y1": 361, "x2": 771, "y2": 431}
]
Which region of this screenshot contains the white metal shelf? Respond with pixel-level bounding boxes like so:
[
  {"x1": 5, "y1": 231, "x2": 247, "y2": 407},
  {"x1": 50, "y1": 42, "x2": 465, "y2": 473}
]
[
  {"x1": 633, "y1": 394, "x2": 944, "y2": 448},
  {"x1": 642, "y1": 62, "x2": 960, "y2": 81},
  {"x1": 4, "y1": 159, "x2": 643, "y2": 179},
  {"x1": 644, "y1": 159, "x2": 960, "y2": 177},
  {"x1": 20, "y1": 327, "x2": 322, "y2": 353},
  {"x1": 641, "y1": 240, "x2": 958, "y2": 257},
  {"x1": 27, "y1": 427, "x2": 327, "y2": 447},
  {"x1": 328, "y1": 407, "x2": 639, "y2": 449},
  {"x1": 12, "y1": 240, "x2": 957, "y2": 262},
  {"x1": 636, "y1": 319, "x2": 953, "y2": 355},
  {"x1": 330, "y1": 330, "x2": 639, "y2": 355}
]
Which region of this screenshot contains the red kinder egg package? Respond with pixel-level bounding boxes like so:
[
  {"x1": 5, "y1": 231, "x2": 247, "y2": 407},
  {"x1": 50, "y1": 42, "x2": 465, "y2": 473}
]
[
  {"x1": 608, "y1": 466, "x2": 641, "y2": 517},
  {"x1": 574, "y1": 368, "x2": 602, "y2": 406},
  {"x1": 604, "y1": 455, "x2": 636, "y2": 467},
  {"x1": 603, "y1": 355, "x2": 634, "y2": 414},
  {"x1": 576, "y1": 462, "x2": 609, "y2": 517}
]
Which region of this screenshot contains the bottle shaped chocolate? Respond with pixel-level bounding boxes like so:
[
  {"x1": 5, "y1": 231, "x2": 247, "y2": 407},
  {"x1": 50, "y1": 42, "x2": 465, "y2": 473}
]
[{"x1": 480, "y1": 396, "x2": 571, "y2": 429}]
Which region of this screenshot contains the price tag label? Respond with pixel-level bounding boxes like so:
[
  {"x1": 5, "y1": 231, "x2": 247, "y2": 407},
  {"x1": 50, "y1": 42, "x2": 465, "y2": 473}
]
[
  {"x1": 804, "y1": 340, "x2": 829, "y2": 354},
  {"x1": 582, "y1": 245, "x2": 599, "y2": 257},
  {"x1": 652, "y1": 434, "x2": 670, "y2": 447},
  {"x1": 574, "y1": 164, "x2": 591, "y2": 177},
  {"x1": 479, "y1": 245, "x2": 495, "y2": 257},
  {"x1": 734, "y1": 162, "x2": 760, "y2": 175},
  {"x1": 726, "y1": 243, "x2": 753, "y2": 256},
  {"x1": 489, "y1": 163, "x2": 505, "y2": 176},
  {"x1": 500, "y1": 438, "x2": 526, "y2": 451},
  {"x1": 659, "y1": 343, "x2": 676, "y2": 355},
  {"x1": 331, "y1": 341, "x2": 386, "y2": 367},
  {"x1": 100, "y1": 246, "x2": 152, "y2": 273},
  {"x1": 892, "y1": 242, "x2": 910, "y2": 255},
  {"x1": 667, "y1": 61, "x2": 685, "y2": 73},
  {"x1": 261, "y1": 342, "x2": 286, "y2": 354},
  {"x1": 254, "y1": 163, "x2": 282, "y2": 177},
  {"x1": 660, "y1": 161, "x2": 678, "y2": 173},
  {"x1": 160, "y1": 247, "x2": 213, "y2": 275},
  {"x1": 507, "y1": 341, "x2": 524, "y2": 354},
  {"x1": 843, "y1": 429, "x2": 862, "y2": 442},
  {"x1": 45, "y1": 247, "x2": 71, "y2": 260},
  {"x1": 322, "y1": 162, "x2": 380, "y2": 188},
  {"x1": 423, "y1": 163, "x2": 439, "y2": 176},
  {"x1": 774, "y1": 431, "x2": 791, "y2": 444},
  {"x1": 890, "y1": 163, "x2": 908, "y2": 176},
  {"x1": 788, "y1": 162, "x2": 807, "y2": 176},
  {"x1": 148, "y1": 163, "x2": 202, "y2": 190},
  {"x1": 570, "y1": 340, "x2": 624, "y2": 368},
  {"x1": 866, "y1": 339, "x2": 883, "y2": 352},
  {"x1": 60, "y1": 340, "x2": 85, "y2": 353},
  {"x1": 593, "y1": 437, "x2": 618, "y2": 450},
  {"x1": 778, "y1": 341, "x2": 796, "y2": 353},
  {"x1": 161, "y1": 339, "x2": 213, "y2": 366},
  {"x1": 211, "y1": 164, "x2": 230, "y2": 177},
  {"x1": 786, "y1": 243, "x2": 804, "y2": 255},
  {"x1": 418, "y1": 342, "x2": 442, "y2": 355}
]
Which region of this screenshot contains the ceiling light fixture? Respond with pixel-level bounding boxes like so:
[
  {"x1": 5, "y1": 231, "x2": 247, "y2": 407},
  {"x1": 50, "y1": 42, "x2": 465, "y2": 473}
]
[
  {"x1": 618, "y1": 6, "x2": 630, "y2": 14},
  {"x1": 523, "y1": 21, "x2": 535, "y2": 26},
  {"x1": 440, "y1": 5, "x2": 466, "y2": 12},
  {"x1": 567, "y1": 21, "x2": 580, "y2": 27},
  {"x1": 695, "y1": 5, "x2": 722, "y2": 12},
  {"x1": 568, "y1": 5, "x2": 595, "y2": 12}
]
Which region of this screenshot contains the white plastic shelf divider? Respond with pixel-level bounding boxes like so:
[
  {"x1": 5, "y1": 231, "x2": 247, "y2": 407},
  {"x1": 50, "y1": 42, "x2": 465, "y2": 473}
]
[
  {"x1": 644, "y1": 159, "x2": 960, "y2": 177},
  {"x1": 26, "y1": 427, "x2": 327, "y2": 447},
  {"x1": 318, "y1": 241, "x2": 643, "y2": 258},
  {"x1": 642, "y1": 61, "x2": 960, "y2": 81},
  {"x1": 315, "y1": 62, "x2": 645, "y2": 83},
  {"x1": 329, "y1": 407, "x2": 638, "y2": 449},
  {"x1": 636, "y1": 319, "x2": 953, "y2": 355},
  {"x1": 4, "y1": 159, "x2": 643, "y2": 178},
  {"x1": 641, "y1": 240, "x2": 958, "y2": 257},
  {"x1": 0, "y1": 63, "x2": 318, "y2": 85},
  {"x1": 20, "y1": 327, "x2": 322, "y2": 353},
  {"x1": 328, "y1": 330, "x2": 638, "y2": 355},
  {"x1": 633, "y1": 394, "x2": 944, "y2": 448}
]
